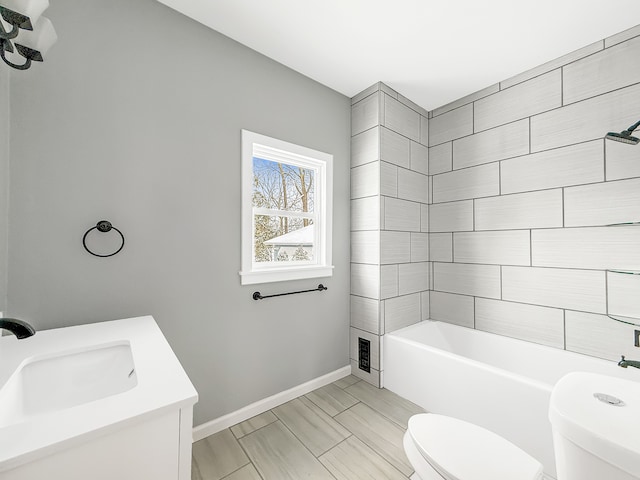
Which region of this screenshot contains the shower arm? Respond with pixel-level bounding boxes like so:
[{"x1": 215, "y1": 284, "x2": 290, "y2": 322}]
[{"x1": 622, "y1": 120, "x2": 640, "y2": 134}]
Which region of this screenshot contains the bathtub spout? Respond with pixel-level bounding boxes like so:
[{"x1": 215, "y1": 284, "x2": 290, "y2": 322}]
[{"x1": 618, "y1": 355, "x2": 640, "y2": 369}]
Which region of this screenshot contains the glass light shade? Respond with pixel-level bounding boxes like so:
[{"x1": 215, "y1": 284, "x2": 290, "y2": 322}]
[
  {"x1": 14, "y1": 15, "x2": 56, "y2": 57},
  {"x1": 0, "y1": 0, "x2": 49, "y2": 29}
]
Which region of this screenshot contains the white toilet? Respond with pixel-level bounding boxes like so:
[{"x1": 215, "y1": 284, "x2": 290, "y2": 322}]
[
  {"x1": 403, "y1": 414, "x2": 544, "y2": 480},
  {"x1": 549, "y1": 372, "x2": 640, "y2": 480},
  {"x1": 404, "y1": 372, "x2": 640, "y2": 480}
]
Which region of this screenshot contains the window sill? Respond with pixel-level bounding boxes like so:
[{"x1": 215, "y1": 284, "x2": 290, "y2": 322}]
[{"x1": 239, "y1": 265, "x2": 334, "y2": 285}]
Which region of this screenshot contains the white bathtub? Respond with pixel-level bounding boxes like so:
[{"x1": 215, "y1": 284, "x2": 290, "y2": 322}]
[{"x1": 383, "y1": 320, "x2": 640, "y2": 479}]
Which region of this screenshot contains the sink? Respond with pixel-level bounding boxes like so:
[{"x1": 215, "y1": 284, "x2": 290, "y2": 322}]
[{"x1": 0, "y1": 341, "x2": 137, "y2": 427}]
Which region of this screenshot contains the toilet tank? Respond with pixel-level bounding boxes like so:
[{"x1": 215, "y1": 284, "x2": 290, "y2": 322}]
[{"x1": 549, "y1": 372, "x2": 640, "y2": 480}]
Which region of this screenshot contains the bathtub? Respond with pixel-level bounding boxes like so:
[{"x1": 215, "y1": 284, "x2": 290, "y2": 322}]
[{"x1": 383, "y1": 320, "x2": 640, "y2": 479}]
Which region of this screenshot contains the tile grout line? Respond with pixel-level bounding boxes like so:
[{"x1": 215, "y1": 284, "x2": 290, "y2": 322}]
[
  {"x1": 269, "y1": 411, "x2": 342, "y2": 479},
  {"x1": 218, "y1": 460, "x2": 259, "y2": 480},
  {"x1": 230, "y1": 428, "x2": 265, "y2": 480},
  {"x1": 206, "y1": 378, "x2": 420, "y2": 480}
]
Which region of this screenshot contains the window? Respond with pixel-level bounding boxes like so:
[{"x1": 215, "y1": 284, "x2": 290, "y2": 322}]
[{"x1": 240, "y1": 130, "x2": 333, "y2": 285}]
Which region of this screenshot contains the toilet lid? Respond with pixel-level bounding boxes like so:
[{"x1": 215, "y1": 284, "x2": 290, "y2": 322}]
[{"x1": 408, "y1": 414, "x2": 543, "y2": 480}]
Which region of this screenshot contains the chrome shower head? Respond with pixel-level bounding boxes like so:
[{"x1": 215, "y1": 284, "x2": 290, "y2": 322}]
[{"x1": 605, "y1": 119, "x2": 640, "y2": 145}]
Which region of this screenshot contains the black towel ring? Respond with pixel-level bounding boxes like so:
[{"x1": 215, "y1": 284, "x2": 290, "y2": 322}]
[{"x1": 82, "y1": 220, "x2": 125, "y2": 257}]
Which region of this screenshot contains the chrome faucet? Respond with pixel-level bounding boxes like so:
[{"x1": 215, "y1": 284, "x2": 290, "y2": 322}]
[
  {"x1": 618, "y1": 355, "x2": 640, "y2": 369},
  {"x1": 0, "y1": 318, "x2": 36, "y2": 339}
]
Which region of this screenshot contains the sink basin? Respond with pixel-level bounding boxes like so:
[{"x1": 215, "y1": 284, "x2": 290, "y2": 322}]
[{"x1": 0, "y1": 341, "x2": 137, "y2": 427}]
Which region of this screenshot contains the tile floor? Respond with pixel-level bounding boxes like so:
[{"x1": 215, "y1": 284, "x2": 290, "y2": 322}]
[{"x1": 192, "y1": 375, "x2": 426, "y2": 480}]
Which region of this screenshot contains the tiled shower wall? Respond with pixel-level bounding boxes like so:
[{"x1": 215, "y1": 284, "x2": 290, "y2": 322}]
[
  {"x1": 350, "y1": 83, "x2": 430, "y2": 386},
  {"x1": 429, "y1": 25, "x2": 640, "y2": 362}
]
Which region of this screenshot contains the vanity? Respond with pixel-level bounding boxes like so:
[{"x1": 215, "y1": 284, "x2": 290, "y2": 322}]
[{"x1": 0, "y1": 316, "x2": 198, "y2": 480}]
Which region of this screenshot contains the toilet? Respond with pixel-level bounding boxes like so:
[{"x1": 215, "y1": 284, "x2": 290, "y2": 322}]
[
  {"x1": 549, "y1": 372, "x2": 640, "y2": 480},
  {"x1": 404, "y1": 372, "x2": 640, "y2": 480},
  {"x1": 404, "y1": 413, "x2": 544, "y2": 480}
]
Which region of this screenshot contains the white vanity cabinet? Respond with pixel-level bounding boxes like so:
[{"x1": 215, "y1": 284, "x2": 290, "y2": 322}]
[{"x1": 0, "y1": 316, "x2": 198, "y2": 480}]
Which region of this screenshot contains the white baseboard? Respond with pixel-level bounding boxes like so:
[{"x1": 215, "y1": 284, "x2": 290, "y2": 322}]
[{"x1": 192, "y1": 365, "x2": 351, "y2": 442}]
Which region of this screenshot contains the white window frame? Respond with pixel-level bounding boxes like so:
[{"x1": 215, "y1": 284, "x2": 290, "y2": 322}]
[{"x1": 240, "y1": 130, "x2": 333, "y2": 285}]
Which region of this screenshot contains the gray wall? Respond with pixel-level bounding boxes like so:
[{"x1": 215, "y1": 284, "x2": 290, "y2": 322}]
[
  {"x1": 428, "y1": 25, "x2": 640, "y2": 362},
  {"x1": 350, "y1": 83, "x2": 430, "y2": 386},
  {"x1": 0, "y1": 66, "x2": 8, "y2": 312},
  {"x1": 7, "y1": 0, "x2": 350, "y2": 425}
]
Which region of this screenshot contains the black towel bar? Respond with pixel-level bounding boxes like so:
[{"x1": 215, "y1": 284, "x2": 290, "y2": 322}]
[{"x1": 253, "y1": 284, "x2": 327, "y2": 301}]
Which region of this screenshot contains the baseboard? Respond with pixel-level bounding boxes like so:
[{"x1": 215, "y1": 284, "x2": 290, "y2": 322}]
[{"x1": 192, "y1": 365, "x2": 351, "y2": 442}]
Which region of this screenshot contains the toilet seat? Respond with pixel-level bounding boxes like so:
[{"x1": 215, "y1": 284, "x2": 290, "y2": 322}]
[{"x1": 407, "y1": 414, "x2": 544, "y2": 480}]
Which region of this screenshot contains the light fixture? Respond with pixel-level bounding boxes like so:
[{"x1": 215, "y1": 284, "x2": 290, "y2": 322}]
[
  {"x1": 0, "y1": 0, "x2": 57, "y2": 70},
  {"x1": 605, "y1": 119, "x2": 640, "y2": 145}
]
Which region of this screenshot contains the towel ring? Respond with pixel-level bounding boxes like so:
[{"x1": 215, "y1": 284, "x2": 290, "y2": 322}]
[{"x1": 82, "y1": 220, "x2": 125, "y2": 257}]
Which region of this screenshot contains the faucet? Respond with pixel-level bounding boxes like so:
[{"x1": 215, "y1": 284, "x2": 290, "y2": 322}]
[
  {"x1": 0, "y1": 318, "x2": 36, "y2": 339},
  {"x1": 618, "y1": 355, "x2": 640, "y2": 369}
]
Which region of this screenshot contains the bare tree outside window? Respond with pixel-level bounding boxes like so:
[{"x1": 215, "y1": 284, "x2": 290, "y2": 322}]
[{"x1": 252, "y1": 157, "x2": 315, "y2": 263}]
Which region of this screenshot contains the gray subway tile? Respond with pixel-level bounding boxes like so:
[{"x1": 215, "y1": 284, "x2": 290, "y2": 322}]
[
  {"x1": 411, "y1": 232, "x2": 429, "y2": 262},
  {"x1": 607, "y1": 270, "x2": 640, "y2": 320},
  {"x1": 429, "y1": 291, "x2": 474, "y2": 328},
  {"x1": 606, "y1": 137, "x2": 640, "y2": 181},
  {"x1": 432, "y1": 83, "x2": 500, "y2": 117},
  {"x1": 351, "y1": 196, "x2": 381, "y2": 231},
  {"x1": 429, "y1": 104, "x2": 473, "y2": 145},
  {"x1": 429, "y1": 200, "x2": 474, "y2": 232},
  {"x1": 501, "y1": 140, "x2": 604, "y2": 194},
  {"x1": 430, "y1": 233, "x2": 453, "y2": 262},
  {"x1": 531, "y1": 226, "x2": 640, "y2": 271},
  {"x1": 397, "y1": 168, "x2": 429, "y2": 203},
  {"x1": 453, "y1": 119, "x2": 529, "y2": 169},
  {"x1": 410, "y1": 141, "x2": 429, "y2": 175},
  {"x1": 500, "y1": 41, "x2": 603, "y2": 90},
  {"x1": 453, "y1": 230, "x2": 531, "y2": 266},
  {"x1": 351, "y1": 162, "x2": 380, "y2": 199},
  {"x1": 564, "y1": 35, "x2": 640, "y2": 105},
  {"x1": 384, "y1": 94, "x2": 420, "y2": 141},
  {"x1": 564, "y1": 177, "x2": 640, "y2": 227},
  {"x1": 429, "y1": 142, "x2": 452, "y2": 175},
  {"x1": 351, "y1": 127, "x2": 379, "y2": 168},
  {"x1": 384, "y1": 197, "x2": 421, "y2": 232},
  {"x1": 501, "y1": 266, "x2": 606, "y2": 313},
  {"x1": 565, "y1": 311, "x2": 637, "y2": 361},
  {"x1": 474, "y1": 189, "x2": 563, "y2": 230},
  {"x1": 381, "y1": 126, "x2": 410, "y2": 168},
  {"x1": 350, "y1": 295, "x2": 380, "y2": 334},
  {"x1": 432, "y1": 163, "x2": 499, "y2": 203},
  {"x1": 433, "y1": 262, "x2": 501, "y2": 299},
  {"x1": 605, "y1": 24, "x2": 640, "y2": 48},
  {"x1": 380, "y1": 231, "x2": 411, "y2": 264},
  {"x1": 352, "y1": 92, "x2": 380, "y2": 136},
  {"x1": 398, "y1": 263, "x2": 429, "y2": 295},
  {"x1": 475, "y1": 70, "x2": 561, "y2": 132},
  {"x1": 384, "y1": 293, "x2": 422, "y2": 333},
  {"x1": 351, "y1": 263, "x2": 380, "y2": 299},
  {"x1": 531, "y1": 82, "x2": 640, "y2": 152},
  {"x1": 475, "y1": 298, "x2": 564, "y2": 348}
]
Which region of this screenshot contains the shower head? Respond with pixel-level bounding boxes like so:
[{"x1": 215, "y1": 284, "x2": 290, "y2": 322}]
[
  {"x1": 605, "y1": 131, "x2": 640, "y2": 145},
  {"x1": 605, "y1": 119, "x2": 640, "y2": 145}
]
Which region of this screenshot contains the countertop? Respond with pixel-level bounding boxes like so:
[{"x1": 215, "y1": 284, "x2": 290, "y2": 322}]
[{"x1": 0, "y1": 316, "x2": 198, "y2": 472}]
